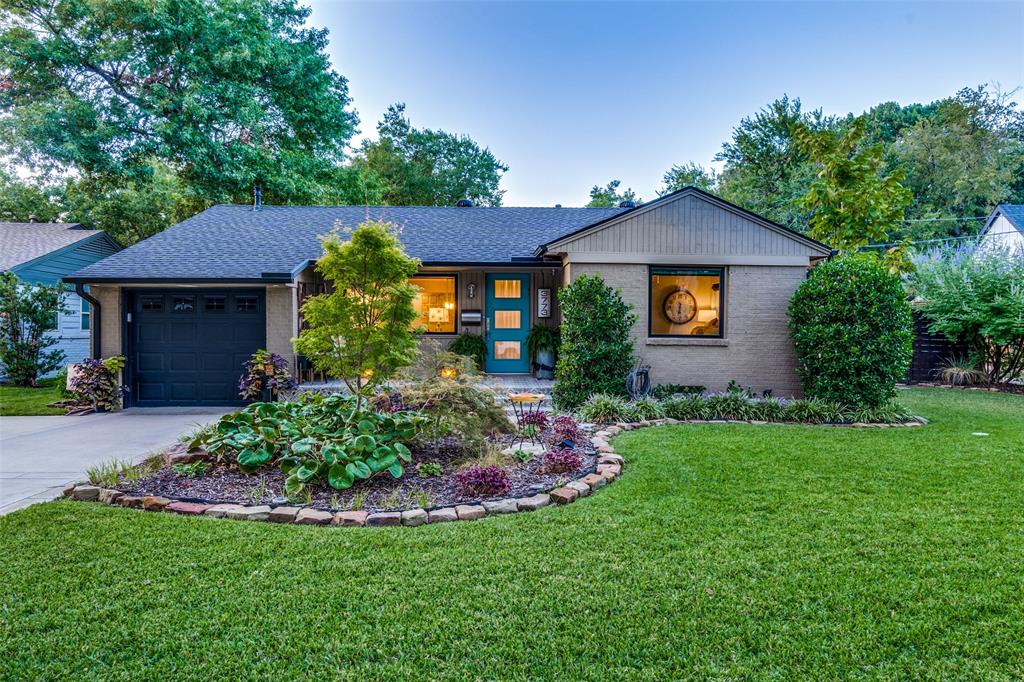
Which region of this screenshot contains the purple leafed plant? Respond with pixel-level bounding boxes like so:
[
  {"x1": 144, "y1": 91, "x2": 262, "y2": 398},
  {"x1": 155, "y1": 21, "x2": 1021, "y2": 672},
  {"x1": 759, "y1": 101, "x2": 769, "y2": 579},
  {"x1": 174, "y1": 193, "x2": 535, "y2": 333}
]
[
  {"x1": 455, "y1": 464, "x2": 511, "y2": 497},
  {"x1": 551, "y1": 415, "x2": 584, "y2": 443},
  {"x1": 518, "y1": 410, "x2": 549, "y2": 430},
  {"x1": 540, "y1": 447, "x2": 584, "y2": 474},
  {"x1": 239, "y1": 350, "x2": 297, "y2": 401}
]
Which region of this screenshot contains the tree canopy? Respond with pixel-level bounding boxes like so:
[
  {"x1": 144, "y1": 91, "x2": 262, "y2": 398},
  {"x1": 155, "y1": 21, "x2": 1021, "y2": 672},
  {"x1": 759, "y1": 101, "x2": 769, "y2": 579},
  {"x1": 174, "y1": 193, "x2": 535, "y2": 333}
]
[{"x1": 586, "y1": 180, "x2": 641, "y2": 208}]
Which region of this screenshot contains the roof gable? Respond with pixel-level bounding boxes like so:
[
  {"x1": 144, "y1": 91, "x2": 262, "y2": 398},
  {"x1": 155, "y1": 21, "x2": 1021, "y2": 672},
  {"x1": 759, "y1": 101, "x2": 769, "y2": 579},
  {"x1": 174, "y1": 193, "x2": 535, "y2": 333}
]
[
  {"x1": 539, "y1": 187, "x2": 832, "y2": 262},
  {"x1": 985, "y1": 205, "x2": 1024, "y2": 236}
]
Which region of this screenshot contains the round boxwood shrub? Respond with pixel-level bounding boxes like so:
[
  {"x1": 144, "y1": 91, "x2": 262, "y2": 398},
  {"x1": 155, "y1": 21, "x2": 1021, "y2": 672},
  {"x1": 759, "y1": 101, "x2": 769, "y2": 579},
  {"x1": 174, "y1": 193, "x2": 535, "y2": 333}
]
[
  {"x1": 553, "y1": 275, "x2": 637, "y2": 410},
  {"x1": 788, "y1": 254, "x2": 913, "y2": 407}
]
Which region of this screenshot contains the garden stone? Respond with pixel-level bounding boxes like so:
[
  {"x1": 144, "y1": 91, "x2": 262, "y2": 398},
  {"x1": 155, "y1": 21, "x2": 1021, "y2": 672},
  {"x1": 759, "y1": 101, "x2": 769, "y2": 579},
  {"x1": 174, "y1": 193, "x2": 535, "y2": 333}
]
[
  {"x1": 294, "y1": 508, "x2": 332, "y2": 525},
  {"x1": 367, "y1": 512, "x2": 402, "y2": 526},
  {"x1": 501, "y1": 443, "x2": 545, "y2": 457},
  {"x1": 599, "y1": 468, "x2": 618, "y2": 482},
  {"x1": 597, "y1": 444, "x2": 615, "y2": 453},
  {"x1": 71, "y1": 485, "x2": 100, "y2": 501},
  {"x1": 99, "y1": 489, "x2": 123, "y2": 504},
  {"x1": 593, "y1": 430, "x2": 613, "y2": 439},
  {"x1": 566, "y1": 480, "x2": 590, "y2": 497},
  {"x1": 226, "y1": 505, "x2": 271, "y2": 521},
  {"x1": 598, "y1": 454, "x2": 624, "y2": 466},
  {"x1": 664, "y1": 418, "x2": 680, "y2": 425},
  {"x1": 455, "y1": 505, "x2": 486, "y2": 520},
  {"x1": 527, "y1": 483, "x2": 546, "y2": 492},
  {"x1": 334, "y1": 511, "x2": 369, "y2": 526},
  {"x1": 164, "y1": 444, "x2": 207, "y2": 466},
  {"x1": 516, "y1": 494, "x2": 551, "y2": 511},
  {"x1": 62, "y1": 484, "x2": 76, "y2": 498},
  {"x1": 549, "y1": 487, "x2": 579, "y2": 504},
  {"x1": 581, "y1": 473, "x2": 607, "y2": 491},
  {"x1": 167, "y1": 501, "x2": 210, "y2": 516},
  {"x1": 597, "y1": 463, "x2": 622, "y2": 477},
  {"x1": 604, "y1": 426, "x2": 622, "y2": 435},
  {"x1": 749, "y1": 420, "x2": 768, "y2": 425},
  {"x1": 118, "y1": 496, "x2": 143, "y2": 508},
  {"x1": 483, "y1": 499, "x2": 518, "y2": 515},
  {"x1": 267, "y1": 506, "x2": 300, "y2": 523},
  {"x1": 590, "y1": 437, "x2": 609, "y2": 448},
  {"x1": 205, "y1": 503, "x2": 246, "y2": 518},
  {"x1": 427, "y1": 508, "x2": 458, "y2": 523},
  {"x1": 142, "y1": 495, "x2": 171, "y2": 511},
  {"x1": 401, "y1": 509, "x2": 428, "y2": 526},
  {"x1": 708, "y1": 420, "x2": 728, "y2": 424}
]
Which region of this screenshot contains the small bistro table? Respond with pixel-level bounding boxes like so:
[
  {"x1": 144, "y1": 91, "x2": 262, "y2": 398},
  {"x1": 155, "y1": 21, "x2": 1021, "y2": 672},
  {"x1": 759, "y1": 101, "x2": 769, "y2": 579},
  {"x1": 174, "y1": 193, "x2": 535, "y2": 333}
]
[{"x1": 507, "y1": 392, "x2": 546, "y2": 448}]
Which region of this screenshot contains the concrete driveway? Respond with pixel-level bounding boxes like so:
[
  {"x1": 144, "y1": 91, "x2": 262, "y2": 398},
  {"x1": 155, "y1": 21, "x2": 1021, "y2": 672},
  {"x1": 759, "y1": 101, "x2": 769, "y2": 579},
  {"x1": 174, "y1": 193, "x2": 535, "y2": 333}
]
[{"x1": 0, "y1": 407, "x2": 232, "y2": 515}]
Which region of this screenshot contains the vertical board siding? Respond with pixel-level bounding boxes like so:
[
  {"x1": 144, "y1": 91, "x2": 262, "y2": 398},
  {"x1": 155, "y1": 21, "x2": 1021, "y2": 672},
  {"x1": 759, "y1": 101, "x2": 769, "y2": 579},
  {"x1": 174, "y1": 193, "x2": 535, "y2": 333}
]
[{"x1": 557, "y1": 192, "x2": 820, "y2": 259}]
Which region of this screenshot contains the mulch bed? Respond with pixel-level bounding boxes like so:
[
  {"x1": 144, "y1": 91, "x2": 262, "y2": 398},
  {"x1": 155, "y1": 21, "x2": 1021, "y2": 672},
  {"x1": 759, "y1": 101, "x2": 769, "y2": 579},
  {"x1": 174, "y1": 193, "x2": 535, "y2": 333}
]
[{"x1": 117, "y1": 437, "x2": 597, "y2": 513}]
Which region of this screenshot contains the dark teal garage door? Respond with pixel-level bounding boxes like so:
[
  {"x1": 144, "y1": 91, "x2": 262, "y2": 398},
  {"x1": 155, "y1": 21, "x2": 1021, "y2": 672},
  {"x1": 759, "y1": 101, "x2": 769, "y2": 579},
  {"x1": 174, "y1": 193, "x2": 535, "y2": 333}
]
[{"x1": 129, "y1": 289, "x2": 266, "y2": 406}]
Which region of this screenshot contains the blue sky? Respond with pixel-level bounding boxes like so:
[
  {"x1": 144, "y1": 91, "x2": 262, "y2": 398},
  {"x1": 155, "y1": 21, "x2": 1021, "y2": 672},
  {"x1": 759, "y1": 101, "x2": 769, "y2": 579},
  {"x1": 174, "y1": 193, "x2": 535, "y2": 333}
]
[{"x1": 307, "y1": 1, "x2": 1024, "y2": 207}]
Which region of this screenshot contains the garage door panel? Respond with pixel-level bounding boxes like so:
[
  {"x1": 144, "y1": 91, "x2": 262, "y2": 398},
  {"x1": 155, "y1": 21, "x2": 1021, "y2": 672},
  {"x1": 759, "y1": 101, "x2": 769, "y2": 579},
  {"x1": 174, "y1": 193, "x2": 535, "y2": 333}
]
[{"x1": 131, "y1": 288, "x2": 267, "y2": 407}]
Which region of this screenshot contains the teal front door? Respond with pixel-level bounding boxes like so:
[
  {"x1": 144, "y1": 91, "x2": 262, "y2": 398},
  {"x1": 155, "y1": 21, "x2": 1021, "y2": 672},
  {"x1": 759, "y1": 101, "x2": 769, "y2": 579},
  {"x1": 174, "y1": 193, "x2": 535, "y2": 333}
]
[{"x1": 485, "y1": 273, "x2": 531, "y2": 373}]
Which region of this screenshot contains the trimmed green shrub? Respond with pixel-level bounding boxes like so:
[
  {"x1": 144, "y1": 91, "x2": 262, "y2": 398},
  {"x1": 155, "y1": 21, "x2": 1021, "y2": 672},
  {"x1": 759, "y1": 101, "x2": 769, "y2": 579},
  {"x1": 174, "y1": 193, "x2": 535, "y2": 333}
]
[
  {"x1": 789, "y1": 254, "x2": 913, "y2": 407},
  {"x1": 448, "y1": 333, "x2": 487, "y2": 371},
  {"x1": 554, "y1": 274, "x2": 637, "y2": 410},
  {"x1": 629, "y1": 397, "x2": 665, "y2": 421}
]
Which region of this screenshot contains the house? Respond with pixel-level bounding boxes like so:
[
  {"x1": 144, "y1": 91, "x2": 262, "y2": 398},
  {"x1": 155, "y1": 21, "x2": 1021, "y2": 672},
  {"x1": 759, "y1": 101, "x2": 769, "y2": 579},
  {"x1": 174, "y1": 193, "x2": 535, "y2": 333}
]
[
  {"x1": 980, "y1": 205, "x2": 1024, "y2": 256},
  {"x1": 0, "y1": 222, "x2": 122, "y2": 376},
  {"x1": 64, "y1": 187, "x2": 832, "y2": 407}
]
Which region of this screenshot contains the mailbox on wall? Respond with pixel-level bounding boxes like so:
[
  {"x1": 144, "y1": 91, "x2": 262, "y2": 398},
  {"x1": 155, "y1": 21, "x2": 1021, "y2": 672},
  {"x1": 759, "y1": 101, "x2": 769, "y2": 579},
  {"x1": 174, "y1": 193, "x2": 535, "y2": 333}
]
[{"x1": 460, "y1": 309, "x2": 483, "y2": 326}]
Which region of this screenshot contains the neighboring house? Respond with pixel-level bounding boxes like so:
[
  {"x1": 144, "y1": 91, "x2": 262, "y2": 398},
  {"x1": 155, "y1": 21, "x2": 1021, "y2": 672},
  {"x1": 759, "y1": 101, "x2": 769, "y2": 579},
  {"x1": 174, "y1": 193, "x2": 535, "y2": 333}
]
[
  {"x1": 0, "y1": 222, "x2": 122, "y2": 377},
  {"x1": 980, "y1": 205, "x2": 1024, "y2": 256},
  {"x1": 65, "y1": 187, "x2": 832, "y2": 407}
]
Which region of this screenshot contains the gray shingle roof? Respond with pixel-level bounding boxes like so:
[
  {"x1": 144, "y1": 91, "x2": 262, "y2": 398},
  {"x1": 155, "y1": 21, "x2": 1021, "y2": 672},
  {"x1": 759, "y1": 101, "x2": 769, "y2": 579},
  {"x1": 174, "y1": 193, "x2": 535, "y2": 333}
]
[
  {"x1": 0, "y1": 222, "x2": 97, "y2": 271},
  {"x1": 994, "y1": 204, "x2": 1024, "y2": 234},
  {"x1": 67, "y1": 204, "x2": 627, "y2": 281}
]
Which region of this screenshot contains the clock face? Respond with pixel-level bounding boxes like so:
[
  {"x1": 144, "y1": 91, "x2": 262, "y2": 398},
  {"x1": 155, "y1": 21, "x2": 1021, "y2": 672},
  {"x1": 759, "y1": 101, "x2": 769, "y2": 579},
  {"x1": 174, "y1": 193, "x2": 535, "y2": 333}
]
[{"x1": 663, "y1": 289, "x2": 697, "y2": 324}]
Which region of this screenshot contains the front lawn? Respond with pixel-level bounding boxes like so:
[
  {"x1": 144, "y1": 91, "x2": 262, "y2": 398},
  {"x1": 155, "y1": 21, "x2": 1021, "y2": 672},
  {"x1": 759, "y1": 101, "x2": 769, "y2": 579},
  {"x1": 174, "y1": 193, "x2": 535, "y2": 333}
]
[
  {"x1": 0, "y1": 378, "x2": 64, "y2": 416},
  {"x1": 1, "y1": 388, "x2": 1022, "y2": 679}
]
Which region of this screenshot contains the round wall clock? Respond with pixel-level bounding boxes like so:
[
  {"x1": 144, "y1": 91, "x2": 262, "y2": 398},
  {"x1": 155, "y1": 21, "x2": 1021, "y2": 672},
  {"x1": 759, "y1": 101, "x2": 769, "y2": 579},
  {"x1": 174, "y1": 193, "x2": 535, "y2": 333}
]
[{"x1": 662, "y1": 289, "x2": 697, "y2": 324}]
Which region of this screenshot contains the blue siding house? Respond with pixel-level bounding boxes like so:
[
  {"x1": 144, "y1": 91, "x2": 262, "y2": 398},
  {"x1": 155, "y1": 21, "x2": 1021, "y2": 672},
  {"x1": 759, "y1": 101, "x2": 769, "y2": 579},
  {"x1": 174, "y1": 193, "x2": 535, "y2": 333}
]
[{"x1": 1, "y1": 222, "x2": 121, "y2": 375}]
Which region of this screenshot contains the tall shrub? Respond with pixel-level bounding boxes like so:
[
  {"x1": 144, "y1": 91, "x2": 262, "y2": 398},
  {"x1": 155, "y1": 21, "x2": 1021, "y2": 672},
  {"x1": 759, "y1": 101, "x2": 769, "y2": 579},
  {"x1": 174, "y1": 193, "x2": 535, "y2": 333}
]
[
  {"x1": 294, "y1": 221, "x2": 421, "y2": 413},
  {"x1": 554, "y1": 274, "x2": 637, "y2": 410},
  {"x1": 909, "y1": 244, "x2": 1024, "y2": 383},
  {"x1": 788, "y1": 254, "x2": 912, "y2": 407},
  {"x1": 0, "y1": 272, "x2": 67, "y2": 386}
]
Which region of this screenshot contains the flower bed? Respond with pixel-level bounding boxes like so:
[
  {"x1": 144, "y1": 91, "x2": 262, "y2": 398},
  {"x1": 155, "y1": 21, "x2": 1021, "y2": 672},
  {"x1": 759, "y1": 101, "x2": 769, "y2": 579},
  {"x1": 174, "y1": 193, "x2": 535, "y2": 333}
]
[{"x1": 65, "y1": 389, "x2": 627, "y2": 527}]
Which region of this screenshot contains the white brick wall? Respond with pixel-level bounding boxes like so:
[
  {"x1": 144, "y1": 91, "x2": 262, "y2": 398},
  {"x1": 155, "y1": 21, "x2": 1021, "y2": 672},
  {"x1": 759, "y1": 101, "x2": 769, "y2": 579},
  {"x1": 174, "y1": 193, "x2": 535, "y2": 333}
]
[{"x1": 567, "y1": 264, "x2": 807, "y2": 396}]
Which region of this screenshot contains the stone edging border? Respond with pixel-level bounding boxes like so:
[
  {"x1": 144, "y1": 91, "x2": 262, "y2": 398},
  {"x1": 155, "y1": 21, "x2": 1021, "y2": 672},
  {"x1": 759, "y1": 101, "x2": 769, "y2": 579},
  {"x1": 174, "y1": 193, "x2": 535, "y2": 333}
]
[
  {"x1": 607, "y1": 416, "x2": 927, "y2": 429},
  {"x1": 62, "y1": 432, "x2": 628, "y2": 528}
]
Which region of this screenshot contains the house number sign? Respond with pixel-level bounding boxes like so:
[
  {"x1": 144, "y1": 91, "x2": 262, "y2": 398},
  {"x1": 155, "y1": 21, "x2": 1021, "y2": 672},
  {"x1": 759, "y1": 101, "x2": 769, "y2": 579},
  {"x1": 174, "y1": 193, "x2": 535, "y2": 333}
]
[{"x1": 537, "y1": 288, "x2": 552, "y2": 318}]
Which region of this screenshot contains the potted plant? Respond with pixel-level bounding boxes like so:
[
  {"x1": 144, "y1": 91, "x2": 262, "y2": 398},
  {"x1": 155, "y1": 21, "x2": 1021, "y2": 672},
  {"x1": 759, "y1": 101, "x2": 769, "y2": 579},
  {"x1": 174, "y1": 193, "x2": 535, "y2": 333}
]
[{"x1": 526, "y1": 325, "x2": 559, "y2": 379}]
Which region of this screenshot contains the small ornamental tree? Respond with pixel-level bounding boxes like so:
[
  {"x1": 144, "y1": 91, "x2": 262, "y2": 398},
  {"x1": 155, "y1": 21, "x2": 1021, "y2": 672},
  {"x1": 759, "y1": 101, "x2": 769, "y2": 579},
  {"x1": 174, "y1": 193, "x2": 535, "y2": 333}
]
[
  {"x1": 0, "y1": 271, "x2": 67, "y2": 386},
  {"x1": 294, "y1": 221, "x2": 421, "y2": 414},
  {"x1": 553, "y1": 274, "x2": 637, "y2": 410},
  {"x1": 909, "y1": 244, "x2": 1024, "y2": 383},
  {"x1": 788, "y1": 254, "x2": 913, "y2": 407}
]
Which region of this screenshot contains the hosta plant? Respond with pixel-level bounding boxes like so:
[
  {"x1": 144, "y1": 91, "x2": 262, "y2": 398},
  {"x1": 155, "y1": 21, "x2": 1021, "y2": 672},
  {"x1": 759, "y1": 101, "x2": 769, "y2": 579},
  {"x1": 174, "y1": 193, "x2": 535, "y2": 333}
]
[{"x1": 195, "y1": 393, "x2": 424, "y2": 496}]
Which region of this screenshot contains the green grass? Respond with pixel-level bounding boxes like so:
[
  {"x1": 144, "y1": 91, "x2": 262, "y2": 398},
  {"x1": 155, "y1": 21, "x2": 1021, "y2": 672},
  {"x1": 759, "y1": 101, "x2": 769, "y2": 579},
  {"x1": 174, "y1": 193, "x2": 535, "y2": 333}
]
[
  {"x1": 0, "y1": 378, "x2": 63, "y2": 415},
  {"x1": 1, "y1": 388, "x2": 1022, "y2": 679}
]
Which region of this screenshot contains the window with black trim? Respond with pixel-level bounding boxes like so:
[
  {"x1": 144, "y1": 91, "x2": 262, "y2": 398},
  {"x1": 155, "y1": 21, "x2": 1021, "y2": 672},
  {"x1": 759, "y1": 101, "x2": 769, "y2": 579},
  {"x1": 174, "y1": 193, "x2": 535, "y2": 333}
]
[
  {"x1": 410, "y1": 276, "x2": 456, "y2": 334},
  {"x1": 204, "y1": 296, "x2": 226, "y2": 312},
  {"x1": 236, "y1": 295, "x2": 259, "y2": 312},
  {"x1": 649, "y1": 267, "x2": 723, "y2": 337},
  {"x1": 141, "y1": 296, "x2": 163, "y2": 312},
  {"x1": 172, "y1": 296, "x2": 195, "y2": 313}
]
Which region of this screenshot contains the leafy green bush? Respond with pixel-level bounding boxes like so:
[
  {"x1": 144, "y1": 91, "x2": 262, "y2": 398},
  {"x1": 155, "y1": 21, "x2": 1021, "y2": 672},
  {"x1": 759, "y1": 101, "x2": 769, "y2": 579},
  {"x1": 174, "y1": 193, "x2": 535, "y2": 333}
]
[
  {"x1": 578, "y1": 393, "x2": 631, "y2": 424},
  {"x1": 196, "y1": 394, "x2": 423, "y2": 496},
  {"x1": 0, "y1": 272, "x2": 67, "y2": 386},
  {"x1": 448, "y1": 333, "x2": 487, "y2": 371},
  {"x1": 660, "y1": 395, "x2": 709, "y2": 421},
  {"x1": 789, "y1": 254, "x2": 913, "y2": 407},
  {"x1": 910, "y1": 244, "x2": 1024, "y2": 383},
  {"x1": 554, "y1": 274, "x2": 637, "y2": 410}
]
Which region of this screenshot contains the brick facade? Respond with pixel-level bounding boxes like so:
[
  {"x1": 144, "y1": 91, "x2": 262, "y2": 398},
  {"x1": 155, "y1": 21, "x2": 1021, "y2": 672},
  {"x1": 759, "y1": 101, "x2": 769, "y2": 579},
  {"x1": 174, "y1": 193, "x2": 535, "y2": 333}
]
[{"x1": 567, "y1": 263, "x2": 807, "y2": 396}]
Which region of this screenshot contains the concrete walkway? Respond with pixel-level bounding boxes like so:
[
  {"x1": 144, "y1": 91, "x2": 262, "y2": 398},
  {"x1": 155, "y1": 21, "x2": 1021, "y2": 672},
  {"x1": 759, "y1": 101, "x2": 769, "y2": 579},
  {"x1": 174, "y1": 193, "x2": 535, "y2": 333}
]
[{"x1": 0, "y1": 407, "x2": 231, "y2": 515}]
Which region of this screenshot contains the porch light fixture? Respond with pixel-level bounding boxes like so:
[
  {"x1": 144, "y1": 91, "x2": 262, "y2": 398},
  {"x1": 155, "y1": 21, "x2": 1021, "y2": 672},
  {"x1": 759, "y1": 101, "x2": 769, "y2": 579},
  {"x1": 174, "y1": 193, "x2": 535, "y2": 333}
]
[{"x1": 467, "y1": 282, "x2": 476, "y2": 299}]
